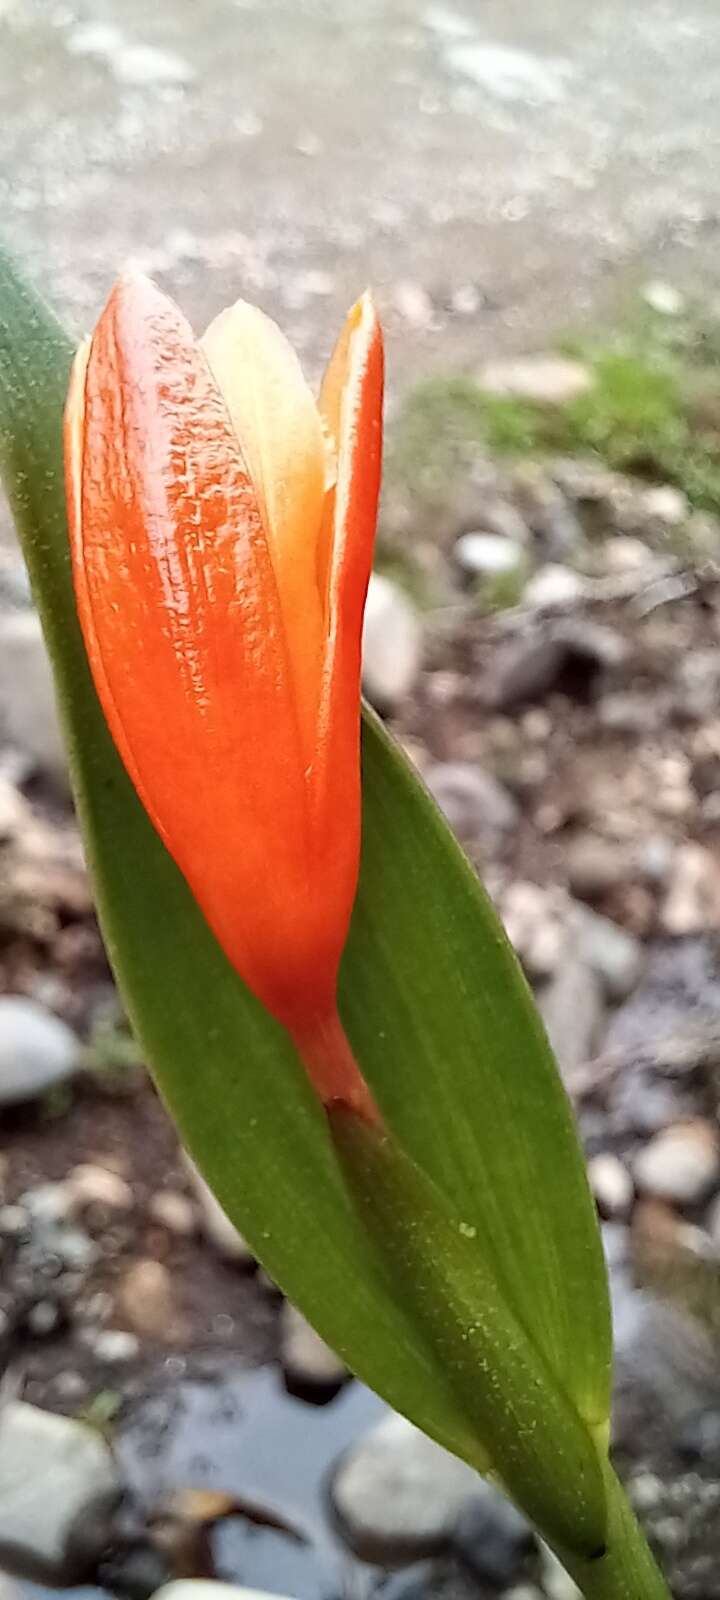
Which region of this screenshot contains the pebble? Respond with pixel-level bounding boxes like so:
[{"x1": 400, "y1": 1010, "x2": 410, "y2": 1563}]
[
  {"x1": 642, "y1": 281, "x2": 685, "y2": 316},
  {"x1": 523, "y1": 564, "x2": 585, "y2": 609},
  {"x1": 478, "y1": 356, "x2": 593, "y2": 407},
  {"x1": 452, "y1": 1490, "x2": 532, "y2": 1586},
  {"x1": 279, "y1": 1304, "x2": 347, "y2": 1399},
  {"x1": 91, "y1": 1328, "x2": 141, "y2": 1364},
  {"x1": 588, "y1": 1153, "x2": 634, "y2": 1220},
  {"x1": 565, "y1": 834, "x2": 627, "y2": 900},
  {"x1": 119, "y1": 1259, "x2": 182, "y2": 1341},
  {"x1": 426, "y1": 761, "x2": 519, "y2": 842},
  {"x1": 661, "y1": 843, "x2": 720, "y2": 934},
  {"x1": 539, "y1": 957, "x2": 605, "y2": 1077},
  {"x1": 330, "y1": 1412, "x2": 482, "y2": 1564},
  {"x1": 454, "y1": 531, "x2": 524, "y2": 578},
  {"x1": 632, "y1": 1121, "x2": 720, "y2": 1206},
  {"x1": 639, "y1": 484, "x2": 688, "y2": 527},
  {"x1": 572, "y1": 905, "x2": 643, "y2": 1002},
  {"x1": 362, "y1": 574, "x2": 422, "y2": 710},
  {"x1": 0, "y1": 1400, "x2": 120, "y2": 1583},
  {"x1": 148, "y1": 1190, "x2": 197, "y2": 1236},
  {"x1": 151, "y1": 1586, "x2": 298, "y2": 1600},
  {"x1": 184, "y1": 1159, "x2": 254, "y2": 1263},
  {"x1": 67, "y1": 1164, "x2": 134, "y2": 1215},
  {"x1": 0, "y1": 998, "x2": 81, "y2": 1107},
  {"x1": 501, "y1": 881, "x2": 565, "y2": 980},
  {"x1": 0, "y1": 611, "x2": 68, "y2": 785}
]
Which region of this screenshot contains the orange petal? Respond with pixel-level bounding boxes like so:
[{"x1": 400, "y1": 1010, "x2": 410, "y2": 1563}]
[
  {"x1": 314, "y1": 293, "x2": 384, "y2": 913},
  {"x1": 66, "y1": 274, "x2": 338, "y2": 1028},
  {"x1": 201, "y1": 299, "x2": 326, "y2": 759}
]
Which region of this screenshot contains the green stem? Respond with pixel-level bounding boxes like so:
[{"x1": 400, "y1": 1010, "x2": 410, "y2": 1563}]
[{"x1": 552, "y1": 1460, "x2": 671, "y2": 1600}]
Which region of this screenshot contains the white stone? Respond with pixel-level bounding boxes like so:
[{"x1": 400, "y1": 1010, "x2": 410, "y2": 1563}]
[
  {"x1": 454, "y1": 532, "x2": 524, "y2": 578},
  {"x1": 661, "y1": 843, "x2": 720, "y2": 934},
  {"x1": 0, "y1": 1401, "x2": 119, "y2": 1582},
  {"x1": 478, "y1": 356, "x2": 592, "y2": 406},
  {"x1": 152, "y1": 1587, "x2": 298, "y2": 1600},
  {"x1": 523, "y1": 564, "x2": 585, "y2": 608},
  {"x1": 633, "y1": 1122, "x2": 720, "y2": 1206},
  {"x1": 588, "y1": 1153, "x2": 634, "y2": 1220},
  {"x1": 362, "y1": 574, "x2": 422, "y2": 710},
  {"x1": 92, "y1": 1328, "x2": 141, "y2": 1364},
  {"x1": 639, "y1": 484, "x2": 688, "y2": 526},
  {"x1": 446, "y1": 44, "x2": 572, "y2": 107},
  {"x1": 330, "y1": 1412, "x2": 482, "y2": 1563},
  {"x1": 0, "y1": 612, "x2": 67, "y2": 784},
  {"x1": 642, "y1": 282, "x2": 685, "y2": 317},
  {"x1": 0, "y1": 998, "x2": 80, "y2": 1107},
  {"x1": 183, "y1": 1156, "x2": 253, "y2": 1263}
]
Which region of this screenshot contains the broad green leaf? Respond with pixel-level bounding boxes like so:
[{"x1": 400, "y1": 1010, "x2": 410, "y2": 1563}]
[
  {"x1": 331, "y1": 1106, "x2": 606, "y2": 1557},
  {"x1": 0, "y1": 246, "x2": 610, "y2": 1459},
  {"x1": 344, "y1": 721, "x2": 612, "y2": 1431}
]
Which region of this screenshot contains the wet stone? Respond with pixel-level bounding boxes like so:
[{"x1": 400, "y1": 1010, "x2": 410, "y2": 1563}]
[
  {"x1": 330, "y1": 1412, "x2": 482, "y2": 1564},
  {"x1": 0, "y1": 1400, "x2": 120, "y2": 1583},
  {"x1": 0, "y1": 997, "x2": 81, "y2": 1107}
]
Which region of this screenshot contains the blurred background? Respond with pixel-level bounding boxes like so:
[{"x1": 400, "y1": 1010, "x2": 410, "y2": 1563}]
[{"x1": 2, "y1": 2, "x2": 720, "y2": 1599}]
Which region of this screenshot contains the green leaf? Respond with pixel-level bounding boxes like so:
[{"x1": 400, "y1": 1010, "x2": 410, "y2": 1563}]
[
  {"x1": 331, "y1": 1106, "x2": 606, "y2": 1557},
  {"x1": 344, "y1": 718, "x2": 612, "y2": 1434},
  {"x1": 0, "y1": 246, "x2": 610, "y2": 1470}
]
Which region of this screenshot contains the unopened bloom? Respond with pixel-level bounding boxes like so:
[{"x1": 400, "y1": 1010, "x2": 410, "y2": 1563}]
[{"x1": 64, "y1": 275, "x2": 383, "y2": 1116}]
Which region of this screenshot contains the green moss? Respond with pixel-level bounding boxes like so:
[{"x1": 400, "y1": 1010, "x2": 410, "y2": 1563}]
[{"x1": 385, "y1": 297, "x2": 720, "y2": 525}]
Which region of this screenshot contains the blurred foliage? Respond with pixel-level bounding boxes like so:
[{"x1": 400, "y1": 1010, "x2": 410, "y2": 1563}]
[{"x1": 385, "y1": 297, "x2": 720, "y2": 519}]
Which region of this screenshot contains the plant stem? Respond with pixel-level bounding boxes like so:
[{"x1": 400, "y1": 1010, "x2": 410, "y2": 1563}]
[{"x1": 552, "y1": 1459, "x2": 671, "y2": 1600}]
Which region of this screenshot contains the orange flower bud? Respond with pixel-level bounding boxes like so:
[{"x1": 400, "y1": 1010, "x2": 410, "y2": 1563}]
[{"x1": 64, "y1": 275, "x2": 383, "y2": 1117}]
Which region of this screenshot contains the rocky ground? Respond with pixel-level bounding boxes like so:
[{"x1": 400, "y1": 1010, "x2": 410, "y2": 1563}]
[{"x1": 2, "y1": 328, "x2": 720, "y2": 1600}]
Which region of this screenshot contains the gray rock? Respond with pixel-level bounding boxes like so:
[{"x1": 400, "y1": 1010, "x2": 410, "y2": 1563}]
[
  {"x1": 538, "y1": 957, "x2": 605, "y2": 1077},
  {"x1": 478, "y1": 356, "x2": 593, "y2": 407},
  {"x1": 0, "y1": 998, "x2": 81, "y2": 1107},
  {"x1": 633, "y1": 1122, "x2": 720, "y2": 1206},
  {"x1": 330, "y1": 1412, "x2": 482, "y2": 1564},
  {"x1": 565, "y1": 835, "x2": 627, "y2": 901},
  {"x1": 0, "y1": 1401, "x2": 120, "y2": 1583},
  {"x1": 362, "y1": 574, "x2": 422, "y2": 710},
  {"x1": 0, "y1": 611, "x2": 67, "y2": 784},
  {"x1": 454, "y1": 532, "x2": 524, "y2": 578},
  {"x1": 452, "y1": 1491, "x2": 532, "y2": 1586},
  {"x1": 426, "y1": 761, "x2": 519, "y2": 843},
  {"x1": 462, "y1": 494, "x2": 529, "y2": 546},
  {"x1": 488, "y1": 621, "x2": 624, "y2": 709},
  {"x1": 280, "y1": 1304, "x2": 347, "y2": 1398}
]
